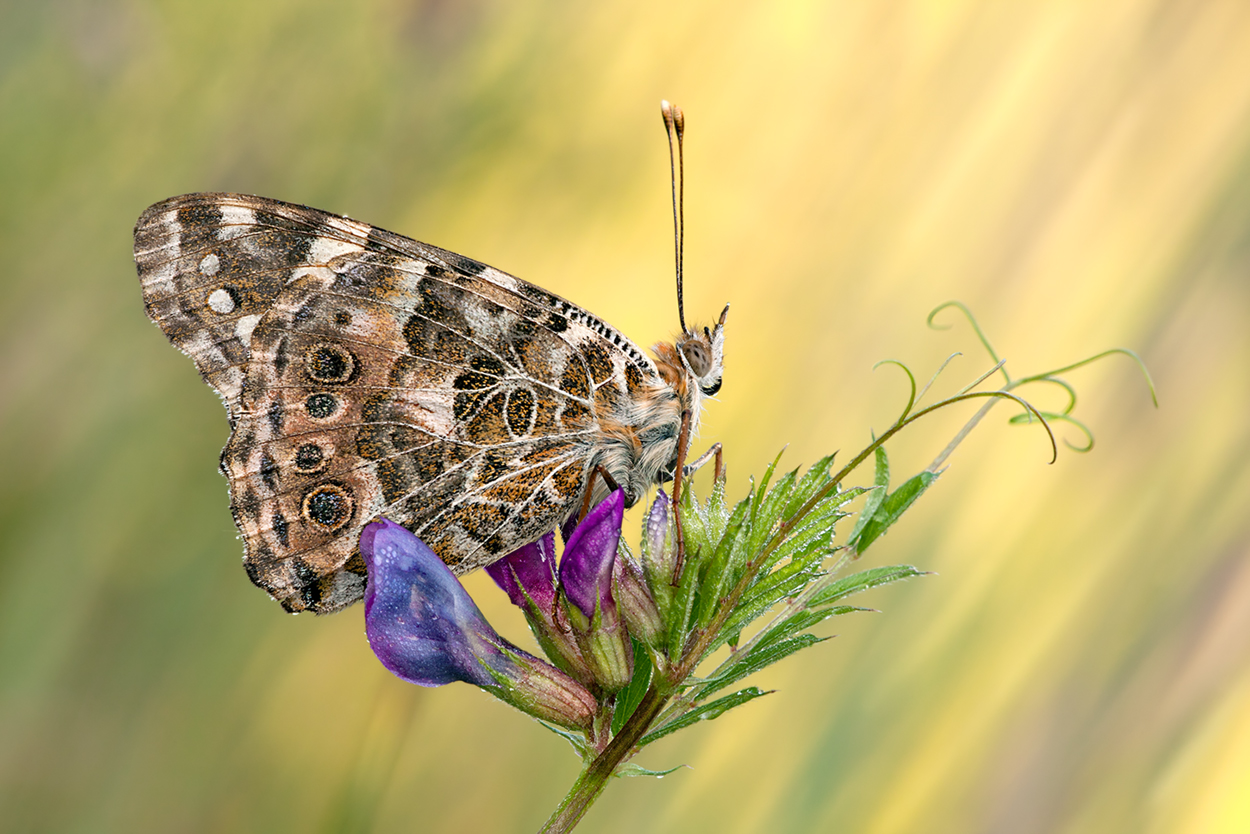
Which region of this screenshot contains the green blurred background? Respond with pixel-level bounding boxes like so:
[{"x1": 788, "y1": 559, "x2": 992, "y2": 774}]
[{"x1": 2, "y1": 1, "x2": 1248, "y2": 831}]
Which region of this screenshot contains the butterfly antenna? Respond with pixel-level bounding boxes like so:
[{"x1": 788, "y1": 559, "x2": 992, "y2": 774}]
[{"x1": 662, "y1": 100, "x2": 688, "y2": 334}]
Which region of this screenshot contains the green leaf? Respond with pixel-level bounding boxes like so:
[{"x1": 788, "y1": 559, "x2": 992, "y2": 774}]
[
  {"x1": 639, "y1": 687, "x2": 773, "y2": 746},
  {"x1": 807, "y1": 564, "x2": 928, "y2": 607},
  {"x1": 696, "y1": 498, "x2": 752, "y2": 627},
  {"x1": 615, "y1": 763, "x2": 686, "y2": 779},
  {"x1": 612, "y1": 640, "x2": 654, "y2": 734},
  {"x1": 703, "y1": 476, "x2": 731, "y2": 535},
  {"x1": 537, "y1": 721, "x2": 592, "y2": 759},
  {"x1": 750, "y1": 448, "x2": 787, "y2": 521},
  {"x1": 667, "y1": 545, "x2": 703, "y2": 659},
  {"x1": 752, "y1": 468, "x2": 798, "y2": 547},
  {"x1": 679, "y1": 485, "x2": 712, "y2": 573},
  {"x1": 696, "y1": 634, "x2": 827, "y2": 698},
  {"x1": 754, "y1": 604, "x2": 868, "y2": 651},
  {"x1": 720, "y1": 560, "x2": 822, "y2": 641},
  {"x1": 783, "y1": 453, "x2": 838, "y2": 520},
  {"x1": 757, "y1": 500, "x2": 847, "y2": 575},
  {"x1": 848, "y1": 470, "x2": 939, "y2": 554},
  {"x1": 847, "y1": 446, "x2": 890, "y2": 545},
  {"x1": 755, "y1": 484, "x2": 867, "y2": 578}
]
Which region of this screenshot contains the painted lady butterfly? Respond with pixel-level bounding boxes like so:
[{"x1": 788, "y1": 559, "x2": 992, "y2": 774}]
[{"x1": 134, "y1": 105, "x2": 726, "y2": 613}]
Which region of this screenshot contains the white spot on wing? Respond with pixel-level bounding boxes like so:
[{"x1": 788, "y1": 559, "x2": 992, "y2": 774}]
[
  {"x1": 311, "y1": 236, "x2": 362, "y2": 264},
  {"x1": 235, "y1": 313, "x2": 262, "y2": 345},
  {"x1": 199, "y1": 253, "x2": 221, "y2": 276},
  {"x1": 207, "y1": 288, "x2": 236, "y2": 314},
  {"x1": 287, "y1": 236, "x2": 365, "y2": 284},
  {"x1": 218, "y1": 206, "x2": 255, "y2": 240}
]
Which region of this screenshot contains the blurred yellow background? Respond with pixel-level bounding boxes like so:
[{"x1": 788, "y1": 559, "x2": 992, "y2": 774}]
[{"x1": 2, "y1": 1, "x2": 1248, "y2": 831}]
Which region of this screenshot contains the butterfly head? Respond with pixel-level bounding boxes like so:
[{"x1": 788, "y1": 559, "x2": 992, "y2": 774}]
[{"x1": 676, "y1": 304, "x2": 729, "y2": 397}]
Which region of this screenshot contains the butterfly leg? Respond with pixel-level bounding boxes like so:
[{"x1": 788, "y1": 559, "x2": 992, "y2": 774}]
[
  {"x1": 669, "y1": 410, "x2": 695, "y2": 583},
  {"x1": 682, "y1": 442, "x2": 724, "y2": 482},
  {"x1": 578, "y1": 464, "x2": 622, "y2": 522}
]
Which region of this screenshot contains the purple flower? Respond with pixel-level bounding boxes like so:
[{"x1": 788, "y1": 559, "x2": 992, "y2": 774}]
[
  {"x1": 362, "y1": 519, "x2": 595, "y2": 729},
  {"x1": 557, "y1": 491, "x2": 634, "y2": 690},
  {"x1": 488, "y1": 491, "x2": 640, "y2": 690},
  {"x1": 486, "y1": 533, "x2": 590, "y2": 682},
  {"x1": 559, "y1": 489, "x2": 626, "y2": 619},
  {"x1": 363, "y1": 519, "x2": 497, "y2": 687},
  {"x1": 638, "y1": 490, "x2": 677, "y2": 619},
  {"x1": 486, "y1": 533, "x2": 558, "y2": 615},
  {"x1": 643, "y1": 490, "x2": 674, "y2": 581}
]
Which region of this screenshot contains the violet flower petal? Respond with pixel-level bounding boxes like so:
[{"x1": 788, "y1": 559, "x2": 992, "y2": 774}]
[
  {"x1": 362, "y1": 518, "x2": 497, "y2": 688},
  {"x1": 646, "y1": 489, "x2": 669, "y2": 558},
  {"x1": 559, "y1": 490, "x2": 625, "y2": 618},
  {"x1": 485, "y1": 532, "x2": 558, "y2": 612}
]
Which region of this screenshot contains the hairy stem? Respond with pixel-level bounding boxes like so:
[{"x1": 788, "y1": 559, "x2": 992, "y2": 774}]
[{"x1": 539, "y1": 685, "x2": 671, "y2": 833}]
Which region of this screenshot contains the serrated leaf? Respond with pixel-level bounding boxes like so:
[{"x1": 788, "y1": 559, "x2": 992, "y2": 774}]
[
  {"x1": 715, "y1": 567, "x2": 820, "y2": 645},
  {"x1": 721, "y1": 560, "x2": 821, "y2": 641},
  {"x1": 639, "y1": 687, "x2": 773, "y2": 746},
  {"x1": 697, "y1": 634, "x2": 827, "y2": 697},
  {"x1": 848, "y1": 470, "x2": 939, "y2": 554},
  {"x1": 758, "y1": 502, "x2": 846, "y2": 575},
  {"x1": 754, "y1": 469, "x2": 798, "y2": 539},
  {"x1": 615, "y1": 763, "x2": 686, "y2": 779},
  {"x1": 807, "y1": 564, "x2": 927, "y2": 607},
  {"x1": 754, "y1": 484, "x2": 867, "y2": 579}
]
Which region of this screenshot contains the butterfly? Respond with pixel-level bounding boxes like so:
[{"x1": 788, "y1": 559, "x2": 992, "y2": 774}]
[{"x1": 135, "y1": 184, "x2": 727, "y2": 614}]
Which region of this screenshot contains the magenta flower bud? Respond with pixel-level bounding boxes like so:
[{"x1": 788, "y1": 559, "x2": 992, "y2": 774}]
[
  {"x1": 486, "y1": 533, "x2": 558, "y2": 612},
  {"x1": 558, "y1": 491, "x2": 634, "y2": 690},
  {"x1": 559, "y1": 490, "x2": 625, "y2": 619},
  {"x1": 362, "y1": 519, "x2": 595, "y2": 730},
  {"x1": 487, "y1": 534, "x2": 592, "y2": 682}
]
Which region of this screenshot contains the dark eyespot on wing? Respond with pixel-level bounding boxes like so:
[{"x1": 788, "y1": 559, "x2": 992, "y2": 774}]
[{"x1": 305, "y1": 393, "x2": 338, "y2": 418}]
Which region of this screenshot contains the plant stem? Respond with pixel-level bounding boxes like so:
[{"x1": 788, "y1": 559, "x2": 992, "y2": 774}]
[
  {"x1": 927, "y1": 397, "x2": 997, "y2": 472},
  {"x1": 539, "y1": 685, "x2": 670, "y2": 833}
]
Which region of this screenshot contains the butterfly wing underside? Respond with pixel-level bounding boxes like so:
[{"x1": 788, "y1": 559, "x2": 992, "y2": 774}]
[{"x1": 136, "y1": 193, "x2": 658, "y2": 613}]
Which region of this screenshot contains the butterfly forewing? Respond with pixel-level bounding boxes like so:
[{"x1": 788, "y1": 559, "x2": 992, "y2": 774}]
[{"x1": 136, "y1": 193, "x2": 663, "y2": 613}]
